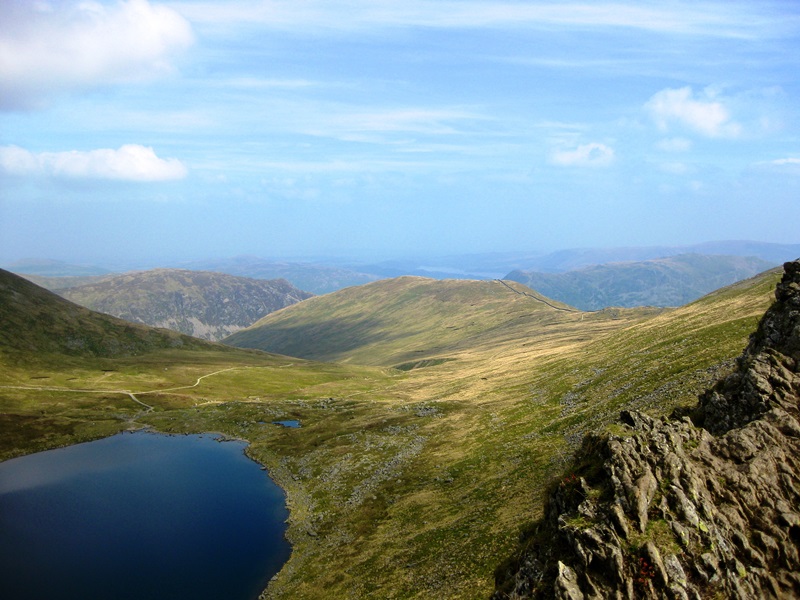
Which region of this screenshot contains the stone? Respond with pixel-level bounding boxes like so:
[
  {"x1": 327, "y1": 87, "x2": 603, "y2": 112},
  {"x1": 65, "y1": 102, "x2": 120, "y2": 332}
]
[
  {"x1": 492, "y1": 260, "x2": 800, "y2": 600},
  {"x1": 554, "y1": 562, "x2": 584, "y2": 600}
]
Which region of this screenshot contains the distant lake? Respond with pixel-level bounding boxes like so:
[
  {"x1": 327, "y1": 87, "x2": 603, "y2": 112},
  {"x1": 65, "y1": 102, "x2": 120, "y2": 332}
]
[{"x1": 0, "y1": 431, "x2": 291, "y2": 600}]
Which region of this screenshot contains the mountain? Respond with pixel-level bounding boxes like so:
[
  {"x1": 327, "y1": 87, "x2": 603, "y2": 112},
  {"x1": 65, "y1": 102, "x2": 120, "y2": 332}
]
[
  {"x1": 493, "y1": 260, "x2": 800, "y2": 599},
  {"x1": 177, "y1": 255, "x2": 380, "y2": 295},
  {"x1": 0, "y1": 268, "x2": 213, "y2": 360},
  {"x1": 2, "y1": 258, "x2": 112, "y2": 277},
  {"x1": 514, "y1": 241, "x2": 800, "y2": 273},
  {"x1": 1, "y1": 261, "x2": 785, "y2": 599},
  {"x1": 58, "y1": 269, "x2": 313, "y2": 341},
  {"x1": 18, "y1": 274, "x2": 112, "y2": 290},
  {"x1": 506, "y1": 253, "x2": 775, "y2": 310},
  {"x1": 341, "y1": 241, "x2": 800, "y2": 280},
  {"x1": 223, "y1": 275, "x2": 587, "y2": 366}
]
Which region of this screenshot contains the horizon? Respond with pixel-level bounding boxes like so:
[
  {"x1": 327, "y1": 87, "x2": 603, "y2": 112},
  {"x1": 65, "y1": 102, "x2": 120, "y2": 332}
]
[
  {"x1": 3, "y1": 238, "x2": 799, "y2": 279},
  {"x1": 1, "y1": 1, "x2": 799, "y2": 263}
]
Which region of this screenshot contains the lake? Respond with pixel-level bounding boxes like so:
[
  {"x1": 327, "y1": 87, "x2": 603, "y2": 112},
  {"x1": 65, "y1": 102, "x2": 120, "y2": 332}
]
[{"x1": 0, "y1": 431, "x2": 291, "y2": 600}]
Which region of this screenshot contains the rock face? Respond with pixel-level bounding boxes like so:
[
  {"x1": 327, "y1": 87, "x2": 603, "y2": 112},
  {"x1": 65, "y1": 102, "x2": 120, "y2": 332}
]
[{"x1": 493, "y1": 260, "x2": 800, "y2": 599}]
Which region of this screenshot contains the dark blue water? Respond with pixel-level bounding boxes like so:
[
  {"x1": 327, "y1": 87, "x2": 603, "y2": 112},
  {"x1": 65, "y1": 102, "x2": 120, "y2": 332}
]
[
  {"x1": 0, "y1": 431, "x2": 291, "y2": 600},
  {"x1": 272, "y1": 420, "x2": 301, "y2": 428}
]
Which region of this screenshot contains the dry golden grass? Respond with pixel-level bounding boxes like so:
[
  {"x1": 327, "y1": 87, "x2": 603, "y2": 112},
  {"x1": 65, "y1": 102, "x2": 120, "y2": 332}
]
[{"x1": 0, "y1": 269, "x2": 782, "y2": 599}]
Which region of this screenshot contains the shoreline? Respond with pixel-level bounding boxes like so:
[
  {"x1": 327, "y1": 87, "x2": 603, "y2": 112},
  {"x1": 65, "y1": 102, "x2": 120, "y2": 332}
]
[{"x1": 0, "y1": 426, "x2": 296, "y2": 600}]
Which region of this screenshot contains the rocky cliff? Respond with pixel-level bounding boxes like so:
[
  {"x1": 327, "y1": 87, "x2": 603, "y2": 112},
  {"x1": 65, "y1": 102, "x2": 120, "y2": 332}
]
[{"x1": 493, "y1": 260, "x2": 800, "y2": 599}]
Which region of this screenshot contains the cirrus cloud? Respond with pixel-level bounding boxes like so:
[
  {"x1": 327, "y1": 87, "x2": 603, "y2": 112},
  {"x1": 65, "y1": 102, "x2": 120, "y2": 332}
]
[
  {"x1": 550, "y1": 142, "x2": 615, "y2": 167},
  {"x1": 0, "y1": 144, "x2": 188, "y2": 181},
  {"x1": 0, "y1": 0, "x2": 193, "y2": 110},
  {"x1": 771, "y1": 158, "x2": 800, "y2": 166}
]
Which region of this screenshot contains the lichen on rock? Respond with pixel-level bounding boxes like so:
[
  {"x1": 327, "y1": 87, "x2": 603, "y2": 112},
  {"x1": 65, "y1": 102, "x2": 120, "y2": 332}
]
[{"x1": 493, "y1": 260, "x2": 800, "y2": 599}]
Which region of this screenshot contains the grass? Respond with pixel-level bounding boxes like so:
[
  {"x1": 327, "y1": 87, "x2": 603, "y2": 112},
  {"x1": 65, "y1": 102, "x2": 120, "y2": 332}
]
[{"x1": 0, "y1": 268, "x2": 781, "y2": 599}]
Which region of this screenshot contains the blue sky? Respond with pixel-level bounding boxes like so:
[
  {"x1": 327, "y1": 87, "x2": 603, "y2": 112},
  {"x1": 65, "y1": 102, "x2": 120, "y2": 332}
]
[{"x1": 1, "y1": 0, "x2": 799, "y2": 265}]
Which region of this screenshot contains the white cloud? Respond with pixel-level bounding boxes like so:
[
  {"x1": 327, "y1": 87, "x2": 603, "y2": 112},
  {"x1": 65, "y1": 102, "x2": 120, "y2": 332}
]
[
  {"x1": 330, "y1": 108, "x2": 479, "y2": 135},
  {"x1": 550, "y1": 142, "x2": 615, "y2": 167},
  {"x1": 771, "y1": 158, "x2": 800, "y2": 166},
  {"x1": 645, "y1": 87, "x2": 741, "y2": 138},
  {"x1": 762, "y1": 157, "x2": 800, "y2": 175},
  {"x1": 658, "y1": 161, "x2": 691, "y2": 175},
  {"x1": 656, "y1": 137, "x2": 693, "y2": 152},
  {"x1": 174, "y1": 1, "x2": 770, "y2": 38},
  {"x1": 0, "y1": 145, "x2": 188, "y2": 181},
  {"x1": 0, "y1": 0, "x2": 193, "y2": 109}
]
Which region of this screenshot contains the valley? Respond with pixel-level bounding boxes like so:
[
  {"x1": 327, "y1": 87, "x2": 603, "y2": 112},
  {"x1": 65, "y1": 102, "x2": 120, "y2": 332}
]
[{"x1": 0, "y1": 266, "x2": 782, "y2": 598}]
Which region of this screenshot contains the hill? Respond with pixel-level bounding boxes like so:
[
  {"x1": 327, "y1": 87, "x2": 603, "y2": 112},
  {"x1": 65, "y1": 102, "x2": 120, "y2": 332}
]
[
  {"x1": 223, "y1": 276, "x2": 595, "y2": 366},
  {"x1": 18, "y1": 273, "x2": 113, "y2": 290},
  {"x1": 345, "y1": 241, "x2": 798, "y2": 281},
  {"x1": 179, "y1": 255, "x2": 380, "y2": 295},
  {"x1": 506, "y1": 253, "x2": 774, "y2": 310},
  {"x1": 0, "y1": 263, "x2": 785, "y2": 599},
  {"x1": 512, "y1": 241, "x2": 800, "y2": 273},
  {"x1": 58, "y1": 269, "x2": 313, "y2": 341},
  {"x1": 2, "y1": 258, "x2": 112, "y2": 277},
  {"x1": 493, "y1": 260, "x2": 800, "y2": 598},
  {"x1": 0, "y1": 268, "x2": 215, "y2": 360}
]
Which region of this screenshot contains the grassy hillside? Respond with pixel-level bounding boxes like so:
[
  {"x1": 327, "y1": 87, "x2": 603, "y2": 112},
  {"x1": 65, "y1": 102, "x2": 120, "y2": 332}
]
[
  {"x1": 506, "y1": 253, "x2": 774, "y2": 310},
  {"x1": 224, "y1": 276, "x2": 601, "y2": 366},
  {"x1": 0, "y1": 266, "x2": 783, "y2": 599},
  {"x1": 0, "y1": 267, "x2": 392, "y2": 461},
  {"x1": 0, "y1": 268, "x2": 215, "y2": 361},
  {"x1": 58, "y1": 268, "x2": 313, "y2": 341}
]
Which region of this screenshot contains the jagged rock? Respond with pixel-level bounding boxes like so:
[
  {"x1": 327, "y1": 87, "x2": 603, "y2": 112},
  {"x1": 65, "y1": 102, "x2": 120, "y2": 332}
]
[{"x1": 493, "y1": 260, "x2": 800, "y2": 600}]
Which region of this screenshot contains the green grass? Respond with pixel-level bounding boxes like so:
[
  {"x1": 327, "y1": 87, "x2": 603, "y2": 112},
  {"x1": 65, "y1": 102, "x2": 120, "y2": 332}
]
[{"x1": 0, "y1": 268, "x2": 781, "y2": 599}]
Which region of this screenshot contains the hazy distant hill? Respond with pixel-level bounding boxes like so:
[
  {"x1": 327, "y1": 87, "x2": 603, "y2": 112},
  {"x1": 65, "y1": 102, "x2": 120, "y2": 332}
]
[
  {"x1": 342, "y1": 240, "x2": 799, "y2": 280},
  {"x1": 0, "y1": 268, "x2": 211, "y2": 359},
  {"x1": 514, "y1": 241, "x2": 798, "y2": 274},
  {"x1": 3, "y1": 258, "x2": 112, "y2": 277},
  {"x1": 179, "y1": 256, "x2": 380, "y2": 295},
  {"x1": 224, "y1": 275, "x2": 592, "y2": 366},
  {"x1": 59, "y1": 269, "x2": 313, "y2": 341},
  {"x1": 18, "y1": 274, "x2": 112, "y2": 290},
  {"x1": 505, "y1": 254, "x2": 775, "y2": 310}
]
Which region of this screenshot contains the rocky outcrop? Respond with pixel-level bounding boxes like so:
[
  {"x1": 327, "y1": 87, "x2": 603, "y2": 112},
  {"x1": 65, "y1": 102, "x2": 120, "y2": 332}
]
[{"x1": 493, "y1": 260, "x2": 800, "y2": 599}]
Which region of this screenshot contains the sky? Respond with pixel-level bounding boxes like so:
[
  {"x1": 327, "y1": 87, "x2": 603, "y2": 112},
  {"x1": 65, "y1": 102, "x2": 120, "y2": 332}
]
[{"x1": 1, "y1": 0, "x2": 799, "y2": 266}]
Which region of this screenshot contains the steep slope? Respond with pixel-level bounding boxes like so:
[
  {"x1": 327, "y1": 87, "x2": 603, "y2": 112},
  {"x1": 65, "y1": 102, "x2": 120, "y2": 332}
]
[
  {"x1": 59, "y1": 269, "x2": 313, "y2": 341},
  {"x1": 0, "y1": 264, "x2": 784, "y2": 599},
  {"x1": 224, "y1": 276, "x2": 588, "y2": 366},
  {"x1": 493, "y1": 260, "x2": 800, "y2": 599},
  {"x1": 0, "y1": 268, "x2": 214, "y2": 360},
  {"x1": 506, "y1": 253, "x2": 774, "y2": 310}
]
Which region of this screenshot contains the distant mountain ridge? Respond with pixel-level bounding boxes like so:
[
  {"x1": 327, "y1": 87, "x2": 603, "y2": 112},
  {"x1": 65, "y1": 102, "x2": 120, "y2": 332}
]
[
  {"x1": 59, "y1": 269, "x2": 313, "y2": 341},
  {"x1": 0, "y1": 268, "x2": 212, "y2": 359},
  {"x1": 511, "y1": 241, "x2": 800, "y2": 274},
  {"x1": 178, "y1": 256, "x2": 380, "y2": 295},
  {"x1": 345, "y1": 241, "x2": 800, "y2": 280},
  {"x1": 506, "y1": 254, "x2": 776, "y2": 310},
  {"x1": 3, "y1": 258, "x2": 112, "y2": 277}
]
